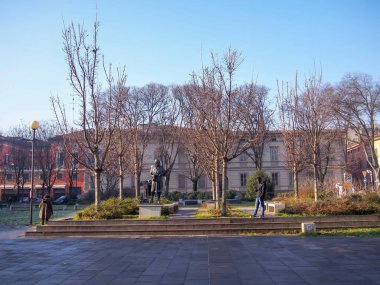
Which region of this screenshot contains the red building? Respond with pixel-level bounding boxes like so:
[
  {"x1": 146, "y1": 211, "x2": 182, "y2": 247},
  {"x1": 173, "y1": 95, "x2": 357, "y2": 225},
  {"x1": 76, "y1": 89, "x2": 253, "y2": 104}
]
[
  {"x1": 0, "y1": 135, "x2": 86, "y2": 202},
  {"x1": 347, "y1": 132, "x2": 380, "y2": 189}
]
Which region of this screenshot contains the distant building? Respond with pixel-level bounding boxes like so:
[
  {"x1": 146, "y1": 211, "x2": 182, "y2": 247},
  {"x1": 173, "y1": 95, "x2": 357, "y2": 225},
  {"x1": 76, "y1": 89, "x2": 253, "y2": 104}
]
[
  {"x1": 0, "y1": 128, "x2": 346, "y2": 201},
  {"x1": 346, "y1": 130, "x2": 380, "y2": 188}
]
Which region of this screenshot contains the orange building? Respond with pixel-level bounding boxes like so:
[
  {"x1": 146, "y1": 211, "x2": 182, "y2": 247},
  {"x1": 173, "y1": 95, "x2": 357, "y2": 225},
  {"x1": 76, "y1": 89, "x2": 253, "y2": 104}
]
[
  {"x1": 0, "y1": 135, "x2": 86, "y2": 202},
  {"x1": 347, "y1": 133, "x2": 380, "y2": 188}
]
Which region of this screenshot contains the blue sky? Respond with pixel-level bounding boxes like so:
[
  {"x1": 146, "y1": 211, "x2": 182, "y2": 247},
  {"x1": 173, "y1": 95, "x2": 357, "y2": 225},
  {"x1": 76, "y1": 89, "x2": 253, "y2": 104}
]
[{"x1": 1, "y1": 0, "x2": 379, "y2": 132}]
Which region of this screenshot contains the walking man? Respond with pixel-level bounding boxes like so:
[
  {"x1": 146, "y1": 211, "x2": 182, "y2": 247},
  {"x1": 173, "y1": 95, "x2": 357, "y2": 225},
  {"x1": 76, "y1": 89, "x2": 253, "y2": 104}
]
[{"x1": 253, "y1": 177, "x2": 266, "y2": 218}]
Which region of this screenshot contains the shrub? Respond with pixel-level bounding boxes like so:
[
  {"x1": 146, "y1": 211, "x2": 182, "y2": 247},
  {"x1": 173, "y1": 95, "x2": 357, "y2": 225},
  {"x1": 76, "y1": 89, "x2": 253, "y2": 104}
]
[
  {"x1": 280, "y1": 192, "x2": 380, "y2": 216},
  {"x1": 246, "y1": 170, "x2": 273, "y2": 200},
  {"x1": 186, "y1": 192, "x2": 197, "y2": 199},
  {"x1": 167, "y1": 191, "x2": 182, "y2": 201},
  {"x1": 196, "y1": 191, "x2": 212, "y2": 200},
  {"x1": 73, "y1": 197, "x2": 139, "y2": 220},
  {"x1": 226, "y1": 189, "x2": 237, "y2": 199}
]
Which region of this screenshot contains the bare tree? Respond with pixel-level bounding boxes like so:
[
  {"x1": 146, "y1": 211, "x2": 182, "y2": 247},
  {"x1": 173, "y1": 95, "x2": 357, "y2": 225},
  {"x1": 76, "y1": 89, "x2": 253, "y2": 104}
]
[
  {"x1": 107, "y1": 67, "x2": 129, "y2": 199},
  {"x1": 156, "y1": 88, "x2": 181, "y2": 196},
  {"x1": 34, "y1": 121, "x2": 60, "y2": 198},
  {"x1": 334, "y1": 73, "x2": 380, "y2": 190},
  {"x1": 51, "y1": 20, "x2": 121, "y2": 208},
  {"x1": 7, "y1": 124, "x2": 31, "y2": 200},
  {"x1": 277, "y1": 76, "x2": 307, "y2": 198},
  {"x1": 297, "y1": 72, "x2": 337, "y2": 201},
  {"x1": 237, "y1": 83, "x2": 273, "y2": 169},
  {"x1": 185, "y1": 48, "x2": 249, "y2": 215},
  {"x1": 10, "y1": 145, "x2": 29, "y2": 200},
  {"x1": 123, "y1": 83, "x2": 169, "y2": 197}
]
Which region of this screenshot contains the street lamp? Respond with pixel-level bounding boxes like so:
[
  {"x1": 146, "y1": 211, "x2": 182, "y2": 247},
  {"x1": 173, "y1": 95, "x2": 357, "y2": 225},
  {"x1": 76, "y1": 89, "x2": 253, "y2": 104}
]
[
  {"x1": 2, "y1": 166, "x2": 6, "y2": 202},
  {"x1": 29, "y1": 120, "x2": 39, "y2": 225}
]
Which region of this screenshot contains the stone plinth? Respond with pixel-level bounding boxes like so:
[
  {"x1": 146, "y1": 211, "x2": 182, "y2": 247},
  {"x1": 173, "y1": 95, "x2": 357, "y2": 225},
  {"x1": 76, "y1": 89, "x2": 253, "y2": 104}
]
[
  {"x1": 139, "y1": 204, "x2": 162, "y2": 219},
  {"x1": 266, "y1": 202, "x2": 285, "y2": 214},
  {"x1": 301, "y1": 222, "x2": 316, "y2": 234}
]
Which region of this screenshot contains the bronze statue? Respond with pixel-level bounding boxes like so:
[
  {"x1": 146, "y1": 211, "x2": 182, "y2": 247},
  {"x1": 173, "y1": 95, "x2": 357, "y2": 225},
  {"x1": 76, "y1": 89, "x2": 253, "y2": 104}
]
[{"x1": 150, "y1": 159, "x2": 166, "y2": 203}]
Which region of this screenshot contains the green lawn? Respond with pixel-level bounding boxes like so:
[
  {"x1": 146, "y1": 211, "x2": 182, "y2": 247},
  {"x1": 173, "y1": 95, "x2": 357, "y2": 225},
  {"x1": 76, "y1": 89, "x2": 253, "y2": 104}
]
[
  {"x1": 0, "y1": 204, "x2": 88, "y2": 226},
  {"x1": 309, "y1": 228, "x2": 380, "y2": 237},
  {"x1": 245, "y1": 228, "x2": 380, "y2": 237}
]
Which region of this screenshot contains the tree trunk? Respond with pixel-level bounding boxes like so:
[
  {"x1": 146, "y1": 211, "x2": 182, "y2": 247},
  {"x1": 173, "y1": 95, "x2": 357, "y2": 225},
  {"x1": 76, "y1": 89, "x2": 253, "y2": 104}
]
[
  {"x1": 214, "y1": 155, "x2": 220, "y2": 209},
  {"x1": 221, "y1": 158, "x2": 228, "y2": 216},
  {"x1": 192, "y1": 179, "x2": 198, "y2": 192},
  {"x1": 94, "y1": 170, "x2": 101, "y2": 209},
  {"x1": 211, "y1": 175, "x2": 216, "y2": 201},
  {"x1": 313, "y1": 164, "x2": 318, "y2": 202},
  {"x1": 293, "y1": 171, "x2": 299, "y2": 199},
  {"x1": 118, "y1": 156, "x2": 123, "y2": 199},
  {"x1": 134, "y1": 172, "x2": 140, "y2": 198},
  {"x1": 164, "y1": 172, "x2": 171, "y2": 196}
]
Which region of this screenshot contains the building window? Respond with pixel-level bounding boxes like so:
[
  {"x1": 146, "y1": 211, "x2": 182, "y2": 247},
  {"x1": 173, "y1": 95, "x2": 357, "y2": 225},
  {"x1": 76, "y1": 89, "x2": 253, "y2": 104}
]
[
  {"x1": 239, "y1": 152, "x2": 248, "y2": 162},
  {"x1": 271, "y1": 173, "x2": 279, "y2": 185},
  {"x1": 39, "y1": 173, "x2": 44, "y2": 180},
  {"x1": 240, "y1": 173, "x2": 247, "y2": 187},
  {"x1": 269, "y1": 146, "x2": 278, "y2": 161},
  {"x1": 178, "y1": 174, "x2": 186, "y2": 189},
  {"x1": 177, "y1": 150, "x2": 186, "y2": 165},
  {"x1": 23, "y1": 173, "x2": 30, "y2": 181},
  {"x1": 72, "y1": 172, "x2": 78, "y2": 180},
  {"x1": 198, "y1": 175, "x2": 206, "y2": 189},
  {"x1": 4, "y1": 154, "x2": 9, "y2": 164},
  {"x1": 72, "y1": 152, "x2": 79, "y2": 168},
  {"x1": 57, "y1": 172, "x2": 63, "y2": 180},
  {"x1": 6, "y1": 174, "x2": 12, "y2": 180},
  {"x1": 57, "y1": 152, "x2": 65, "y2": 167},
  {"x1": 288, "y1": 172, "x2": 293, "y2": 186}
]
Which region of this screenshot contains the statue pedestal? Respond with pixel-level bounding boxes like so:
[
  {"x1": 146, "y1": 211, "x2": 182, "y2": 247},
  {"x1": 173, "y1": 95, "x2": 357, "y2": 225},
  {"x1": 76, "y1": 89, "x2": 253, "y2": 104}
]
[{"x1": 139, "y1": 204, "x2": 162, "y2": 219}]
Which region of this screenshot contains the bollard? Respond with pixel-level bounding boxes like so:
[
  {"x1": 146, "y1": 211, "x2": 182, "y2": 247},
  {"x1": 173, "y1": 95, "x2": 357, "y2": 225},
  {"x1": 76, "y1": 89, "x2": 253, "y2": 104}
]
[{"x1": 301, "y1": 222, "x2": 316, "y2": 234}]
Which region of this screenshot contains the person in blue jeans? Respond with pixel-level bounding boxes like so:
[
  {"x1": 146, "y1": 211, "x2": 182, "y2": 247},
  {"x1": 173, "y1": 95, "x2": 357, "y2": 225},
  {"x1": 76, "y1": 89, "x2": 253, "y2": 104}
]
[{"x1": 253, "y1": 177, "x2": 266, "y2": 218}]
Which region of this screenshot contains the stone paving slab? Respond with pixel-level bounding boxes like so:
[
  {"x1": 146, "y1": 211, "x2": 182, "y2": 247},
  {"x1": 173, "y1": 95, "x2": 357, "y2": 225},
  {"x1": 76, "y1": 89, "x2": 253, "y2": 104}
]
[{"x1": 0, "y1": 232, "x2": 380, "y2": 284}]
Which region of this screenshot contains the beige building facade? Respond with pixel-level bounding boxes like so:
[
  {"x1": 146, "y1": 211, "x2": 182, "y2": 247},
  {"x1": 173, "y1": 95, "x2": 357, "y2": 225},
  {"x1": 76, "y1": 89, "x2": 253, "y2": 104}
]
[{"x1": 124, "y1": 132, "x2": 345, "y2": 196}]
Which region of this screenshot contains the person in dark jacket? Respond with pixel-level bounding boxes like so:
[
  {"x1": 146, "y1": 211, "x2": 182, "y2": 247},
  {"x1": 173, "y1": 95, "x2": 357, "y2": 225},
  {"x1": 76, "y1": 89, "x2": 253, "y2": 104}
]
[
  {"x1": 39, "y1": 194, "x2": 53, "y2": 225},
  {"x1": 252, "y1": 177, "x2": 266, "y2": 218}
]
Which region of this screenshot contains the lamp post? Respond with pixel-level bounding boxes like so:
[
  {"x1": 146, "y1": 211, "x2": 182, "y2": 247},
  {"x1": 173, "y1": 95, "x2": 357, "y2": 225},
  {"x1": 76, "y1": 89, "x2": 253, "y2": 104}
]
[
  {"x1": 2, "y1": 166, "x2": 6, "y2": 202},
  {"x1": 29, "y1": 120, "x2": 39, "y2": 225}
]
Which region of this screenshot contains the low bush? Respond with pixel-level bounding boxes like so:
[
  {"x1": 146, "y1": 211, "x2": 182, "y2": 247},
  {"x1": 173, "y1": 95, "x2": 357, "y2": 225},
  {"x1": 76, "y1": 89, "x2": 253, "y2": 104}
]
[
  {"x1": 226, "y1": 189, "x2": 237, "y2": 199},
  {"x1": 73, "y1": 197, "x2": 139, "y2": 220},
  {"x1": 196, "y1": 191, "x2": 212, "y2": 200},
  {"x1": 195, "y1": 205, "x2": 250, "y2": 218},
  {"x1": 167, "y1": 191, "x2": 182, "y2": 201},
  {"x1": 280, "y1": 192, "x2": 380, "y2": 216},
  {"x1": 167, "y1": 191, "x2": 212, "y2": 201}
]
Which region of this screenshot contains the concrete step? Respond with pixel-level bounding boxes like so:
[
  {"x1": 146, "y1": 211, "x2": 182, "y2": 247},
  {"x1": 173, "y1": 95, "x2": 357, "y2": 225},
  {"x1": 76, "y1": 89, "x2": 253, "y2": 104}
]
[
  {"x1": 46, "y1": 214, "x2": 380, "y2": 226},
  {"x1": 25, "y1": 215, "x2": 380, "y2": 237}
]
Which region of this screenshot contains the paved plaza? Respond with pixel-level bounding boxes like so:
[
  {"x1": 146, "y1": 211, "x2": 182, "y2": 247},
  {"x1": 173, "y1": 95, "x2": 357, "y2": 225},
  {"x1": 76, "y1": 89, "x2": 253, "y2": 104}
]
[{"x1": 0, "y1": 228, "x2": 379, "y2": 285}]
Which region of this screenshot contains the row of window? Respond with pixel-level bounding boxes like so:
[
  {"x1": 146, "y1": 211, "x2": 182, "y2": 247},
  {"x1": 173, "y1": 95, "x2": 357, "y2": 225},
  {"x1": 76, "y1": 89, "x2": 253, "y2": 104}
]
[
  {"x1": 235, "y1": 147, "x2": 281, "y2": 163},
  {"x1": 175, "y1": 172, "x2": 288, "y2": 189},
  {"x1": 2, "y1": 172, "x2": 79, "y2": 181},
  {"x1": 240, "y1": 172, "x2": 279, "y2": 187}
]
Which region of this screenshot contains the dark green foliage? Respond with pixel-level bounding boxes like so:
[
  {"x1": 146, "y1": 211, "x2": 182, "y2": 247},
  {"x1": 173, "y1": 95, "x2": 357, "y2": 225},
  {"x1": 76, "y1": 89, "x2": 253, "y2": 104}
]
[
  {"x1": 167, "y1": 191, "x2": 182, "y2": 201},
  {"x1": 246, "y1": 170, "x2": 273, "y2": 200},
  {"x1": 167, "y1": 191, "x2": 212, "y2": 201},
  {"x1": 226, "y1": 189, "x2": 237, "y2": 199},
  {"x1": 73, "y1": 197, "x2": 139, "y2": 220},
  {"x1": 196, "y1": 191, "x2": 212, "y2": 200},
  {"x1": 186, "y1": 192, "x2": 197, "y2": 199}
]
